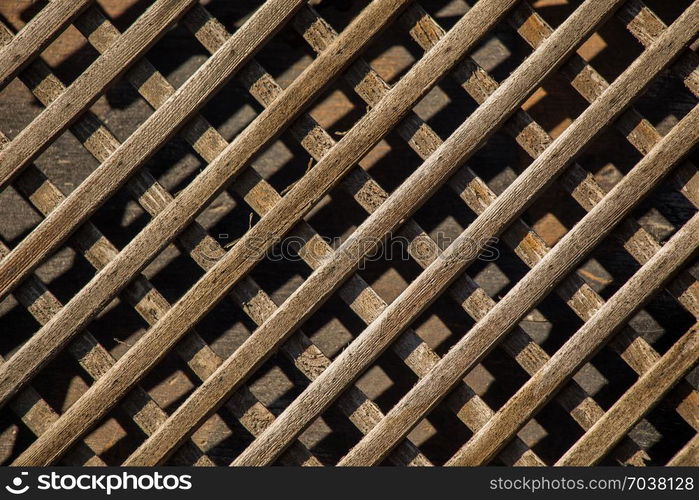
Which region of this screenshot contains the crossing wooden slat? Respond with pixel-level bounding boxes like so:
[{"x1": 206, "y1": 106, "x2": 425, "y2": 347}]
[
  {"x1": 0, "y1": 237, "x2": 214, "y2": 466},
  {"x1": 6, "y1": 0, "x2": 426, "y2": 466},
  {"x1": 0, "y1": 0, "x2": 308, "y2": 409},
  {"x1": 0, "y1": 18, "x2": 327, "y2": 469},
  {"x1": 0, "y1": 0, "x2": 305, "y2": 304},
  {"x1": 0, "y1": 0, "x2": 196, "y2": 191},
  {"x1": 231, "y1": 6, "x2": 698, "y2": 466},
  {"x1": 338, "y1": 101, "x2": 699, "y2": 466},
  {"x1": 126, "y1": 0, "x2": 633, "y2": 467},
  {"x1": 2, "y1": 2, "x2": 431, "y2": 467},
  {"x1": 668, "y1": 434, "x2": 699, "y2": 466},
  {"x1": 0, "y1": 0, "x2": 696, "y2": 467},
  {"x1": 0, "y1": 0, "x2": 94, "y2": 90},
  {"x1": 556, "y1": 323, "x2": 699, "y2": 466},
  {"x1": 445, "y1": 207, "x2": 699, "y2": 465}
]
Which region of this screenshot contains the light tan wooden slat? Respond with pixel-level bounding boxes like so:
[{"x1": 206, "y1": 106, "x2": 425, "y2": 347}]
[
  {"x1": 123, "y1": 0, "x2": 631, "y2": 467},
  {"x1": 449, "y1": 222, "x2": 699, "y2": 466},
  {"x1": 556, "y1": 323, "x2": 699, "y2": 466},
  {"x1": 2, "y1": 5, "x2": 428, "y2": 467},
  {"x1": 171, "y1": 3, "x2": 540, "y2": 466},
  {"x1": 73, "y1": 4, "x2": 431, "y2": 467},
  {"x1": 6, "y1": 0, "x2": 425, "y2": 466},
  {"x1": 0, "y1": 0, "x2": 307, "y2": 404},
  {"x1": 0, "y1": 239, "x2": 213, "y2": 466},
  {"x1": 227, "y1": 0, "x2": 689, "y2": 466},
  {"x1": 393, "y1": 0, "x2": 699, "y2": 441},
  {"x1": 621, "y1": 0, "x2": 699, "y2": 97},
  {"x1": 0, "y1": 15, "x2": 325, "y2": 469},
  {"x1": 501, "y1": 0, "x2": 699, "y2": 432},
  {"x1": 0, "y1": 0, "x2": 305, "y2": 302},
  {"x1": 339, "y1": 101, "x2": 699, "y2": 467},
  {"x1": 0, "y1": 0, "x2": 94, "y2": 90},
  {"x1": 0, "y1": 0, "x2": 196, "y2": 190},
  {"x1": 668, "y1": 434, "x2": 699, "y2": 465}
]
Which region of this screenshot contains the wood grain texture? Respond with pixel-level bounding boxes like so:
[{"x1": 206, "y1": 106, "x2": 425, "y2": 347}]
[
  {"x1": 8, "y1": 0, "x2": 418, "y2": 466},
  {"x1": 339, "y1": 99, "x2": 699, "y2": 466},
  {"x1": 113, "y1": 0, "x2": 540, "y2": 466},
  {"x1": 0, "y1": 0, "x2": 93, "y2": 90},
  {"x1": 0, "y1": 0, "x2": 695, "y2": 466},
  {"x1": 556, "y1": 322, "x2": 699, "y2": 466},
  {"x1": 3, "y1": 1, "x2": 431, "y2": 467},
  {"x1": 0, "y1": 0, "x2": 196, "y2": 190},
  {"x1": 0, "y1": 0, "x2": 306, "y2": 410},
  {"x1": 445, "y1": 203, "x2": 699, "y2": 465},
  {"x1": 229, "y1": 0, "x2": 668, "y2": 466},
  {"x1": 0, "y1": 0, "x2": 304, "y2": 303}
]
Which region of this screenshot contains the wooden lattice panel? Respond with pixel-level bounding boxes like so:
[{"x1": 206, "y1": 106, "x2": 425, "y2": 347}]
[{"x1": 0, "y1": 0, "x2": 697, "y2": 466}]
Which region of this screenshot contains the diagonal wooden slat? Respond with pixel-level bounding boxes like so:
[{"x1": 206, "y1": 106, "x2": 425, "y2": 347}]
[
  {"x1": 6, "y1": 0, "x2": 430, "y2": 465},
  {"x1": 0, "y1": 237, "x2": 214, "y2": 466},
  {"x1": 446, "y1": 208, "x2": 699, "y2": 465},
  {"x1": 229, "y1": 5, "x2": 699, "y2": 465},
  {"x1": 1, "y1": 3, "x2": 432, "y2": 466},
  {"x1": 0, "y1": 0, "x2": 306, "y2": 303},
  {"x1": 0, "y1": 0, "x2": 695, "y2": 467},
  {"x1": 0, "y1": 0, "x2": 94, "y2": 90},
  {"x1": 0, "y1": 0, "x2": 197, "y2": 190},
  {"x1": 339, "y1": 101, "x2": 699, "y2": 466},
  {"x1": 124, "y1": 0, "x2": 635, "y2": 466},
  {"x1": 0, "y1": 0, "x2": 310, "y2": 406},
  {"x1": 556, "y1": 322, "x2": 699, "y2": 466}
]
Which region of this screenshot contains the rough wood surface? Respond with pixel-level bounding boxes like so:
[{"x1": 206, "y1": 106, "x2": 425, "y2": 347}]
[
  {"x1": 556, "y1": 322, "x2": 699, "y2": 466},
  {"x1": 230, "y1": 0, "x2": 691, "y2": 466},
  {"x1": 1, "y1": 0, "x2": 437, "y2": 467},
  {"x1": 339, "y1": 99, "x2": 699, "y2": 466},
  {"x1": 0, "y1": 0, "x2": 696, "y2": 466},
  {"x1": 8, "y1": 0, "x2": 426, "y2": 466},
  {"x1": 0, "y1": 0, "x2": 196, "y2": 190},
  {"x1": 0, "y1": 0, "x2": 308, "y2": 407},
  {"x1": 0, "y1": 0, "x2": 93, "y2": 90}
]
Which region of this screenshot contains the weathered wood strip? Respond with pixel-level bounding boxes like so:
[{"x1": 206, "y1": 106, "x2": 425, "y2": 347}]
[
  {"x1": 0, "y1": 238, "x2": 213, "y2": 466},
  {"x1": 227, "y1": 0, "x2": 682, "y2": 466},
  {"x1": 503, "y1": 0, "x2": 699, "y2": 432},
  {"x1": 86, "y1": 0, "x2": 553, "y2": 466},
  {"x1": 279, "y1": 2, "x2": 643, "y2": 465},
  {"x1": 180, "y1": 3, "x2": 541, "y2": 466},
  {"x1": 0, "y1": 0, "x2": 305, "y2": 302},
  {"x1": 7, "y1": 0, "x2": 425, "y2": 465},
  {"x1": 0, "y1": 0, "x2": 196, "y2": 191},
  {"x1": 0, "y1": 0, "x2": 93, "y2": 90},
  {"x1": 0, "y1": 17, "x2": 324, "y2": 468},
  {"x1": 448, "y1": 215, "x2": 699, "y2": 465},
  {"x1": 124, "y1": 0, "x2": 629, "y2": 467},
  {"x1": 339, "y1": 101, "x2": 699, "y2": 466},
  {"x1": 2, "y1": 5, "x2": 428, "y2": 467},
  {"x1": 556, "y1": 323, "x2": 699, "y2": 466},
  {"x1": 668, "y1": 434, "x2": 699, "y2": 465}
]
